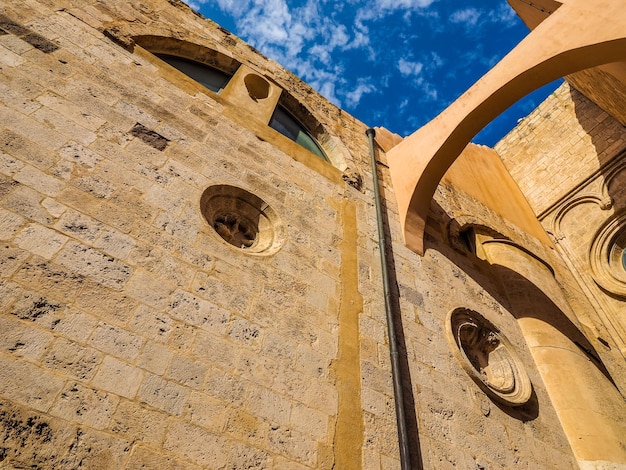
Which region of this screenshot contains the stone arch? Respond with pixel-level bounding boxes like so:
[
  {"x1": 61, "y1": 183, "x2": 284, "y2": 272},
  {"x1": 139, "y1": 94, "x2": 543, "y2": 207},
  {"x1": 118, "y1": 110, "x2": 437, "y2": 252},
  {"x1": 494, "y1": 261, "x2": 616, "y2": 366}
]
[{"x1": 387, "y1": 0, "x2": 626, "y2": 255}]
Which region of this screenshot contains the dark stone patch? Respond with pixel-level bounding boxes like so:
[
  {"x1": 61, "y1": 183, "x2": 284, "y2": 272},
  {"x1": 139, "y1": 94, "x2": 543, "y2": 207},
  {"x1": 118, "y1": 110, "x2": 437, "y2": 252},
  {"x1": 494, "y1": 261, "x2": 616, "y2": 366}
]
[
  {"x1": 0, "y1": 28, "x2": 7, "y2": 35},
  {"x1": 399, "y1": 283, "x2": 424, "y2": 307},
  {"x1": 0, "y1": 405, "x2": 55, "y2": 461},
  {"x1": 101, "y1": 27, "x2": 135, "y2": 51},
  {"x1": 21, "y1": 33, "x2": 59, "y2": 53},
  {"x1": 0, "y1": 175, "x2": 18, "y2": 199},
  {"x1": 13, "y1": 296, "x2": 62, "y2": 321},
  {"x1": 0, "y1": 15, "x2": 58, "y2": 53},
  {"x1": 130, "y1": 123, "x2": 169, "y2": 151},
  {"x1": 0, "y1": 15, "x2": 29, "y2": 36}
]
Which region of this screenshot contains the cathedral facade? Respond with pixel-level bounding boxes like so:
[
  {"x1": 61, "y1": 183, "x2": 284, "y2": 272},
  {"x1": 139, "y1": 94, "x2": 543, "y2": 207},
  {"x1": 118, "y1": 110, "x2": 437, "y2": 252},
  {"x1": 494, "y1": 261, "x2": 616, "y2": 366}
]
[{"x1": 0, "y1": 0, "x2": 624, "y2": 468}]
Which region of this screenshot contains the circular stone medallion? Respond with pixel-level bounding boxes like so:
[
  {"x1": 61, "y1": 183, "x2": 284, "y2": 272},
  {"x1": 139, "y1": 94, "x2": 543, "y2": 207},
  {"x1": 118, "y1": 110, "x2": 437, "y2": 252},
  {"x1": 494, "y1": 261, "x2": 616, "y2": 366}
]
[{"x1": 445, "y1": 308, "x2": 532, "y2": 406}]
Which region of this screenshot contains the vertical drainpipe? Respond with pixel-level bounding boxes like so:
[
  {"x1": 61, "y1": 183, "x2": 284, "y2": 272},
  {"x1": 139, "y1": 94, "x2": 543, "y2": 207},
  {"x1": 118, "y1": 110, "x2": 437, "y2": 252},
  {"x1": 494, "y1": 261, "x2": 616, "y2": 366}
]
[{"x1": 366, "y1": 128, "x2": 412, "y2": 470}]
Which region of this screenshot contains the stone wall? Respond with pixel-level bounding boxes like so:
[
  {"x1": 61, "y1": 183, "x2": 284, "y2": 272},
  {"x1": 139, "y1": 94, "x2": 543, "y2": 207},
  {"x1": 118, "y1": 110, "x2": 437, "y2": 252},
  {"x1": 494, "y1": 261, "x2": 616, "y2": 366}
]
[
  {"x1": 496, "y1": 81, "x2": 626, "y2": 397},
  {"x1": 0, "y1": 0, "x2": 585, "y2": 468}
]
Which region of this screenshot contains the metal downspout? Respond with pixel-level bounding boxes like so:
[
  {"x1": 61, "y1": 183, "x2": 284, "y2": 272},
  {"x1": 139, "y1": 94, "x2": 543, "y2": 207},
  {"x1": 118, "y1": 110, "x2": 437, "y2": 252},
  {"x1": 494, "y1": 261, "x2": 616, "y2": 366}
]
[{"x1": 366, "y1": 128, "x2": 412, "y2": 470}]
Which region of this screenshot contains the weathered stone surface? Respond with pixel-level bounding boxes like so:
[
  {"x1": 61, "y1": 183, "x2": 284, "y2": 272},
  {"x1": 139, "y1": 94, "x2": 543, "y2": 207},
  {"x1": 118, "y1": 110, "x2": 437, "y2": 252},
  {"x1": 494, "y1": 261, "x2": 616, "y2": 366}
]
[{"x1": 0, "y1": 0, "x2": 619, "y2": 468}]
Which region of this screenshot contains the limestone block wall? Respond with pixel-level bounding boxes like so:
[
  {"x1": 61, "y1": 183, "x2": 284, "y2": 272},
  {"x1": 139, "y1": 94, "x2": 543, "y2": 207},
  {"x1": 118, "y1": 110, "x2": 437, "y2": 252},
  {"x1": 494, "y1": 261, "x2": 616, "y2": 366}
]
[
  {"x1": 495, "y1": 83, "x2": 626, "y2": 216},
  {"x1": 0, "y1": 0, "x2": 583, "y2": 468}
]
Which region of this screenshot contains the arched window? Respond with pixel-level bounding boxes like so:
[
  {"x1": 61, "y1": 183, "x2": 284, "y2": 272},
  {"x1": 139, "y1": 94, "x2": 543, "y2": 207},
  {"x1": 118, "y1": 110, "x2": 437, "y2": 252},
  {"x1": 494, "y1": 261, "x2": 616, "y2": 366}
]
[
  {"x1": 269, "y1": 106, "x2": 327, "y2": 161},
  {"x1": 156, "y1": 54, "x2": 231, "y2": 93}
]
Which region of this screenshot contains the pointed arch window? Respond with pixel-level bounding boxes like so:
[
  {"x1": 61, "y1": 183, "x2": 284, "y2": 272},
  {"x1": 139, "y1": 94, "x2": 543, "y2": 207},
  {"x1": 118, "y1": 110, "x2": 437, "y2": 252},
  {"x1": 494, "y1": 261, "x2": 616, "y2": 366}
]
[{"x1": 269, "y1": 106, "x2": 328, "y2": 161}]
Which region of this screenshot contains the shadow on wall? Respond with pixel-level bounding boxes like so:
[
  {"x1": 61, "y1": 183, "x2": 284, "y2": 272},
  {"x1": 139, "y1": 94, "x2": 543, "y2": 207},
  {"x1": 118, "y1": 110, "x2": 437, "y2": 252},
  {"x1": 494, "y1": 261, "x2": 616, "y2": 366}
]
[
  {"x1": 427, "y1": 203, "x2": 616, "y2": 389},
  {"x1": 378, "y1": 163, "x2": 424, "y2": 468}
]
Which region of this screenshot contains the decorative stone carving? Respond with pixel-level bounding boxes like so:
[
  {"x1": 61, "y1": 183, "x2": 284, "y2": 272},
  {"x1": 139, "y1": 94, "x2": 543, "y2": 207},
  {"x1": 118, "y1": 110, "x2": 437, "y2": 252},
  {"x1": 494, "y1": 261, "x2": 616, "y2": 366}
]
[
  {"x1": 589, "y1": 212, "x2": 626, "y2": 297},
  {"x1": 200, "y1": 185, "x2": 285, "y2": 255},
  {"x1": 445, "y1": 308, "x2": 532, "y2": 406}
]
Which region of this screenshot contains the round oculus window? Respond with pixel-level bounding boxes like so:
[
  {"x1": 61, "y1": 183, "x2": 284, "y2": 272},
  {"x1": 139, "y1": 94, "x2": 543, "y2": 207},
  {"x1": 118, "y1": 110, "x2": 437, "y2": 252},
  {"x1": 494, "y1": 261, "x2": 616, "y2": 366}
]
[{"x1": 200, "y1": 185, "x2": 285, "y2": 255}]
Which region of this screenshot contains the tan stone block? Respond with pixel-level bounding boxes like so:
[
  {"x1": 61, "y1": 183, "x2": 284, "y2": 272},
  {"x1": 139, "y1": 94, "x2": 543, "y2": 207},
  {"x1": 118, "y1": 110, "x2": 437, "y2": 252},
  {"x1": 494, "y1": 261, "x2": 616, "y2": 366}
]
[
  {"x1": 0, "y1": 106, "x2": 67, "y2": 151},
  {"x1": 224, "y1": 408, "x2": 267, "y2": 445},
  {"x1": 302, "y1": 380, "x2": 338, "y2": 416},
  {"x1": 14, "y1": 164, "x2": 65, "y2": 197},
  {"x1": 0, "y1": 80, "x2": 40, "y2": 114},
  {"x1": 138, "y1": 374, "x2": 190, "y2": 416},
  {"x1": 55, "y1": 185, "x2": 103, "y2": 217},
  {"x1": 144, "y1": 183, "x2": 187, "y2": 215},
  {"x1": 37, "y1": 91, "x2": 106, "y2": 132},
  {"x1": 50, "y1": 382, "x2": 118, "y2": 429},
  {"x1": 164, "y1": 420, "x2": 230, "y2": 467},
  {"x1": 169, "y1": 289, "x2": 230, "y2": 333},
  {"x1": 261, "y1": 331, "x2": 298, "y2": 363},
  {"x1": 0, "y1": 356, "x2": 65, "y2": 412},
  {"x1": 137, "y1": 340, "x2": 174, "y2": 375},
  {"x1": 41, "y1": 197, "x2": 67, "y2": 218},
  {"x1": 0, "y1": 44, "x2": 25, "y2": 67},
  {"x1": 44, "y1": 337, "x2": 102, "y2": 381},
  {"x1": 203, "y1": 367, "x2": 249, "y2": 405},
  {"x1": 89, "y1": 322, "x2": 144, "y2": 361},
  {"x1": 126, "y1": 445, "x2": 202, "y2": 470},
  {"x1": 54, "y1": 209, "x2": 103, "y2": 242},
  {"x1": 58, "y1": 141, "x2": 102, "y2": 168},
  {"x1": 93, "y1": 227, "x2": 135, "y2": 260},
  {"x1": 91, "y1": 356, "x2": 144, "y2": 399},
  {"x1": 125, "y1": 269, "x2": 175, "y2": 308},
  {"x1": 0, "y1": 313, "x2": 55, "y2": 361},
  {"x1": 72, "y1": 174, "x2": 117, "y2": 199},
  {"x1": 2, "y1": 185, "x2": 54, "y2": 225},
  {"x1": 191, "y1": 271, "x2": 253, "y2": 314},
  {"x1": 129, "y1": 304, "x2": 175, "y2": 343},
  {"x1": 361, "y1": 387, "x2": 394, "y2": 420},
  {"x1": 290, "y1": 403, "x2": 329, "y2": 441},
  {"x1": 9, "y1": 287, "x2": 67, "y2": 324},
  {"x1": 236, "y1": 349, "x2": 279, "y2": 389},
  {"x1": 0, "y1": 152, "x2": 24, "y2": 177},
  {"x1": 58, "y1": 425, "x2": 132, "y2": 469},
  {"x1": 193, "y1": 331, "x2": 240, "y2": 371},
  {"x1": 49, "y1": 307, "x2": 99, "y2": 343},
  {"x1": 14, "y1": 223, "x2": 68, "y2": 259},
  {"x1": 166, "y1": 353, "x2": 207, "y2": 388},
  {"x1": 55, "y1": 241, "x2": 133, "y2": 290},
  {"x1": 267, "y1": 425, "x2": 317, "y2": 467},
  {"x1": 33, "y1": 107, "x2": 96, "y2": 146},
  {"x1": 186, "y1": 391, "x2": 229, "y2": 433},
  {"x1": 75, "y1": 279, "x2": 138, "y2": 324},
  {"x1": 0, "y1": 399, "x2": 80, "y2": 468},
  {"x1": 0, "y1": 244, "x2": 28, "y2": 278},
  {"x1": 294, "y1": 344, "x2": 330, "y2": 380},
  {"x1": 227, "y1": 442, "x2": 272, "y2": 470},
  {"x1": 246, "y1": 386, "x2": 291, "y2": 426},
  {"x1": 168, "y1": 322, "x2": 196, "y2": 354}
]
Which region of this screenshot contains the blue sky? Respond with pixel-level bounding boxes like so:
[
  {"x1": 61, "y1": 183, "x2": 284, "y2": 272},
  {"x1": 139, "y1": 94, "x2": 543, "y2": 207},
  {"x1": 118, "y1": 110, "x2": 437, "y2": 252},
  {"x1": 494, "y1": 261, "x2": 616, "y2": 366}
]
[{"x1": 183, "y1": 0, "x2": 561, "y2": 146}]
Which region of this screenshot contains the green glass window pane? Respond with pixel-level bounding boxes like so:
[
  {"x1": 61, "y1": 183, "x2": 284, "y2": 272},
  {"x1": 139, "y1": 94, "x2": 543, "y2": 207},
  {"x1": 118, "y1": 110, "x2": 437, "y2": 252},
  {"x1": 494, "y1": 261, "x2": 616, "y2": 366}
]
[
  {"x1": 269, "y1": 107, "x2": 327, "y2": 161},
  {"x1": 157, "y1": 54, "x2": 230, "y2": 93}
]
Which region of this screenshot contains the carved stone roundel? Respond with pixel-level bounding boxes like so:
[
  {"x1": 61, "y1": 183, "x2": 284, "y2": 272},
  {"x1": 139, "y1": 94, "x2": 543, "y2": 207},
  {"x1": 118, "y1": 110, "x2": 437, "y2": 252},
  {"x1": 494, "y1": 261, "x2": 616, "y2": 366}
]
[
  {"x1": 200, "y1": 185, "x2": 285, "y2": 255},
  {"x1": 589, "y1": 213, "x2": 626, "y2": 297},
  {"x1": 445, "y1": 308, "x2": 532, "y2": 407}
]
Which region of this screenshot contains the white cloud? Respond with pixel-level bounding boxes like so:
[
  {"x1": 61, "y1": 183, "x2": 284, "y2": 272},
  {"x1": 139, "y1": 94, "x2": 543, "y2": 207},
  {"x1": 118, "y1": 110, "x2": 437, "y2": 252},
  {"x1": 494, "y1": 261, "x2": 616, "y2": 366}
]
[
  {"x1": 489, "y1": 3, "x2": 518, "y2": 27},
  {"x1": 397, "y1": 58, "x2": 423, "y2": 77},
  {"x1": 344, "y1": 81, "x2": 376, "y2": 108},
  {"x1": 450, "y1": 8, "x2": 481, "y2": 27},
  {"x1": 375, "y1": 0, "x2": 436, "y2": 11}
]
